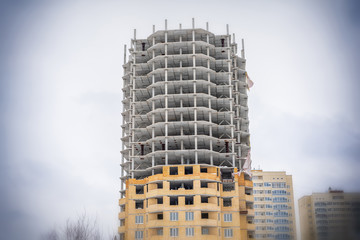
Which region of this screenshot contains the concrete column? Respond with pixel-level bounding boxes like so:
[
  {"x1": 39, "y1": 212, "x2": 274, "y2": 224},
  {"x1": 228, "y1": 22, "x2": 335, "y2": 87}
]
[{"x1": 164, "y1": 20, "x2": 169, "y2": 166}]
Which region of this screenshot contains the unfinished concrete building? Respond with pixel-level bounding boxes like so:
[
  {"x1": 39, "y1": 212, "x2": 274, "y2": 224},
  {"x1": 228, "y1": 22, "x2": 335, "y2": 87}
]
[{"x1": 119, "y1": 19, "x2": 254, "y2": 240}]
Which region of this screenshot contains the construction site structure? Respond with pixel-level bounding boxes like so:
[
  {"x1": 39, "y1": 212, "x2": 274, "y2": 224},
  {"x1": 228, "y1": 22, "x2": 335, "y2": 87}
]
[{"x1": 119, "y1": 19, "x2": 254, "y2": 240}]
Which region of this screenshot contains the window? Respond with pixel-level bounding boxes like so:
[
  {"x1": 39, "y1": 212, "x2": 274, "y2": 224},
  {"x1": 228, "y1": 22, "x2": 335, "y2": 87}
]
[
  {"x1": 186, "y1": 212, "x2": 194, "y2": 221},
  {"x1": 170, "y1": 167, "x2": 178, "y2": 175},
  {"x1": 135, "y1": 200, "x2": 144, "y2": 209},
  {"x1": 186, "y1": 227, "x2": 194, "y2": 236},
  {"x1": 170, "y1": 212, "x2": 178, "y2": 221},
  {"x1": 157, "y1": 182, "x2": 163, "y2": 189},
  {"x1": 221, "y1": 38, "x2": 225, "y2": 47},
  {"x1": 135, "y1": 215, "x2": 143, "y2": 224},
  {"x1": 157, "y1": 228, "x2": 163, "y2": 236},
  {"x1": 135, "y1": 185, "x2": 144, "y2": 194},
  {"x1": 224, "y1": 213, "x2": 232, "y2": 222},
  {"x1": 135, "y1": 231, "x2": 143, "y2": 239},
  {"x1": 185, "y1": 196, "x2": 194, "y2": 205},
  {"x1": 224, "y1": 229, "x2": 233, "y2": 238},
  {"x1": 157, "y1": 213, "x2": 163, "y2": 220},
  {"x1": 223, "y1": 198, "x2": 232, "y2": 207},
  {"x1": 200, "y1": 168, "x2": 208, "y2": 173},
  {"x1": 170, "y1": 196, "x2": 178, "y2": 205},
  {"x1": 201, "y1": 212, "x2": 209, "y2": 219},
  {"x1": 201, "y1": 196, "x2": 209, "y2": 203},
  {"x1": 170, "y1": 228, "x2": 178, "y2": 237},
  {"x1": 120, "y1": 219, "x2": 125, "y2": 226},
  {"x1": 202, "y1": 227, "x2": 209, "y2": 235},
  {"x1": 185, "y1": 166, "x2": 193, "y2": 175},
  {"x1": 157, "y1": 197, "x2": 163, "y2": 204},
  {"x1": 141, "y1": 42, "x2": 146, "y2": 51},
  {"x1": 201, "y1": 181, "x2": 208, "y2": 188}
]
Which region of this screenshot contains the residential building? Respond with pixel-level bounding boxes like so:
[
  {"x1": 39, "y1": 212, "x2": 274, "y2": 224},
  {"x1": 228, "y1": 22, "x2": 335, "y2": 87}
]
[
  {"x1": 252, "y1": 170, "x2": 297, "y2": 240},
  {"x1": 118, "y1": 19, "x2": 254, "y2": 239},
  {"x1": 299, "y1": 189, "x2": 360, "y2": 240}
]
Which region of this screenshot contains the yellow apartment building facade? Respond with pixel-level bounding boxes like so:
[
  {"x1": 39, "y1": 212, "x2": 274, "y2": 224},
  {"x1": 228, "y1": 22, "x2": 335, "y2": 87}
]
[
  {"x1": 298, "y1": 189, "x2": 360, "y2": 240},
  {"x1": 251, "y1": 170, "x2": 297, "y2": 240}
]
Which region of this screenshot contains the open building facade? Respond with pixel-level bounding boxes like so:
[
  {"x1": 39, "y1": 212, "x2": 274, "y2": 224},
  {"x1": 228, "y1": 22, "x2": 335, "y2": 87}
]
[{"x1": 119, "y1": 20, "x2": 254, "y2": 239}]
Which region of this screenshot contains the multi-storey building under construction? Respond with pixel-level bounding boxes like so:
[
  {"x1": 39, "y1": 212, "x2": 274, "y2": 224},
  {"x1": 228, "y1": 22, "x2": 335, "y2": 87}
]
[{"x1": 119, "y1": 20, "x2": 254, "y2": 240}]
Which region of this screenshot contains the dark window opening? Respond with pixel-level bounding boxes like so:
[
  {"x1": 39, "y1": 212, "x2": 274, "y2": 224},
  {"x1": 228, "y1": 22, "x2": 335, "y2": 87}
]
[
  {"x1": 142, "y1": 42, "x2": 146, "y2": 51},
  {"x1": 120, "y1": 219, "x2": 125, "y2": 226},
  {"x1": 135, "y1": 200, "x2": 144, "y2": 209},
  {"x1": 221, "y1": 38, "x2": 225, "y2": 47},
  {"x1": 185, "y1": 196, "x2": 194, "y2": 205},
  {"x1": 223, "y1": 183, "x2": 235, "y2": 192},
  {"x1": 184, "y1": 181, "x2": 193, "y2": 190},
  {"x1": 185, "y1": 166, "x2": 193, "y2": 175},
  {"x1": 157, "y1": 197, "x2": 163, "y2": 204},
  {"x1": 223, "y1": 198, "x2": 232, "y2": 207},
  {"x1": 120, "y1": 205, "x2": 126, "y2": 212},
  {"x1": 157, "y1": 182, "x2": 163, "y2": 189},
  {"x1": 169, "y1": 181, "x2": 193, "y2": 190},
  {"x1": 201, "y1": 196, "x2": 209, "y2": 203},
  {"x1": 225, "y1": 141, "x2": 229, "y2": 153},
  {"x1": 162, "y1": 144, "x2": 165, "y2": 150},
  {"x1": 170, "y1": 167, "x2": 178, "y2": 175},
  {"x1": 201, "y1": 181, "x2": 208, "y2": 188},
  {"x1": 201, "y1": 212, "x2": 209, "y2": 219},
  {"x1": 141, "y1": 144, "x2": 144, "y2": 155},
  {"x1": 170, "y1": 196, "x2": 178, "y2": 205},
  {"x1": 136, "y1": 185, "x2": 144, "y2": 194},
  {"x1": 200, "y1": 168, "x2": 208, "y2": 173},
  {"x1": 157, "y1": 213, "x2": 163, "y2": 220}
]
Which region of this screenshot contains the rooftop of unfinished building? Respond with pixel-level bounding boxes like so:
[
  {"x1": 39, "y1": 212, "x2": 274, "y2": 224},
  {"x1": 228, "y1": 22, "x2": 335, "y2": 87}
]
[{"x1": 130, "y1": 18, "x2": 240, "y2": 42}]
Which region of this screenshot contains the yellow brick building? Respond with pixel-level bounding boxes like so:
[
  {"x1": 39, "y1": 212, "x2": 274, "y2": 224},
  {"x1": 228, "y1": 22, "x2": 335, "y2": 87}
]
[{"x1": 119, "y1": 165, "x2": 254, "y2": 239}]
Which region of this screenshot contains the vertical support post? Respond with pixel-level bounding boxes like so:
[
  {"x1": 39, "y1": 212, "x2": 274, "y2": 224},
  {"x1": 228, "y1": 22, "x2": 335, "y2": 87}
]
[
  {"x1": 164, "y1": 19, "x2": 169, "y2": 166},
  {"x1": 241, "y1": 39, "x2": 245, "y2": 58},
  {"x1": 121, "y1": 44, "x2": 127, "y2": 193},
  {"x1": 192, "y1": 18, "x2": 198, "y2": 165}
]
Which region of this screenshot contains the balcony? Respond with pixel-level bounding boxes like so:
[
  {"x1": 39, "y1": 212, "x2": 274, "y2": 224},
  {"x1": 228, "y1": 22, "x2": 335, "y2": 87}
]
[
  {"x1": 247, "y1": 223, "x2": 256, "y2": 231},
  {"x1": 245, "y1": 194, "x2": 254, "y2": 202}
]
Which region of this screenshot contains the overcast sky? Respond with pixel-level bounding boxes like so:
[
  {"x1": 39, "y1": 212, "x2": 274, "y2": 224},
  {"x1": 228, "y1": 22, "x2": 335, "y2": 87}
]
[{"x1": 1, "y1": 0, "x2": 359, "y2": 239}]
